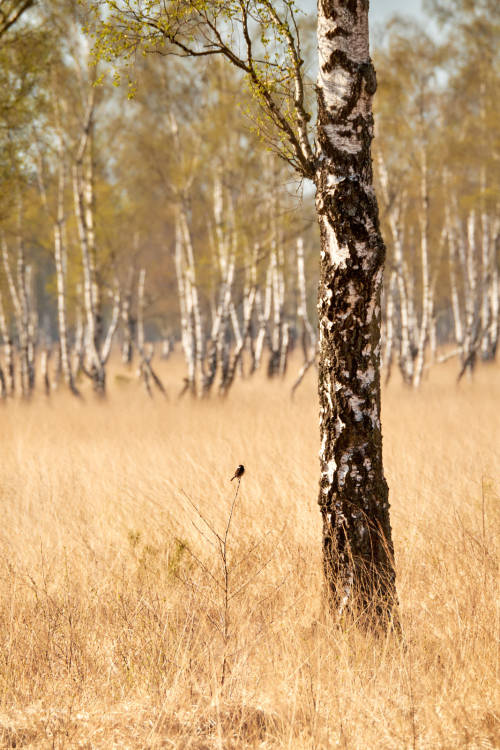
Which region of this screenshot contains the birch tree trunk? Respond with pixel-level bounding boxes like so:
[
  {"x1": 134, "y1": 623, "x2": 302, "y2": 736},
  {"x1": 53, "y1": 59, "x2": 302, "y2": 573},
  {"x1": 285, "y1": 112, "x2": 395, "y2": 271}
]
[
  {"x1": 121, "y1": 267, "x2": 135, "y2": 364},
  {"x1": 413, "y1": 148, "x2": 431, "y2": 388},
  {"x1": 445, "y1": 202, "x2": 464, "y2": 360},
  {"x1": 254, "y1": 260, "x2": 272, "y2": 371},
  {"x1": 0, "y1": 362, "x2": 5, "y2": 400},
  {"x1": 174, "y1": 219, "x2": 196, "y2": 392},
  {"x1": 73, "y1": 158, "x2": 105, "y2": 392},
  {"x1": 16, "y1": 232, "x2": 34, "y2": 397},
  {"x1": 461, "y1": 210, "x2": 479, "y2": 378},
  {"x1": 54, "y1": 148, "x2": 79, "y2": 395},
  {"x1": 72, "y1": 92, "x2": 107, "y2": 393},
  {"x1": 316, "y1": 0, "x2": 397, "y2": 620},
  {"x1": 478, "y1": 172, "x2": 498, "y2": 362},
  {"x1": 101, "y1": 282, "x2": 121, "y2": 364},
  {"x1": 179, "y1": 202, "x2": 205, "y2": 393},
  {"x1": 383, "y1": 269, "x2": 396, "y2": 383},
  {"x1": 2, "y1": 230, "x2": 32, "y2": 397},
  {"x1": 84, "y1": 129, "x2": 103, "y2": 353},
  {"x1": 0, "y1": 289, "x2": 10, "y2": 398},
  {"x1": 72, "y1": 283, "x2": 85, "y2": 377},
  {"x1": 268, "y1": 245, "x2": 282, "y2": 377},
  {"x1": 488, "y1": 232, "x2": 499, "y2": 358}
]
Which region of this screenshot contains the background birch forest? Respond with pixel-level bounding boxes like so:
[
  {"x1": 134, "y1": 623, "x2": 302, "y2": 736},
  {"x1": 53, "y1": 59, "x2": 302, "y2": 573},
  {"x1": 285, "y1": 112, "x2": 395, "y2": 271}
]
[
  {"x1": 0, "y1": 1, "x2": 498, "y2": 748},
  {"x1": 1, "y1": 0, "x2": 499, "y2": 397}
]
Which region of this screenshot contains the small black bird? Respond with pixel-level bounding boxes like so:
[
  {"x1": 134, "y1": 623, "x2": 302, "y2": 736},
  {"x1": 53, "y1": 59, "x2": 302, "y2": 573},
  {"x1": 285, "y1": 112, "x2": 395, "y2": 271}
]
[{"x1": 230, "y1": 464, "x2": 245, "y2": 482}]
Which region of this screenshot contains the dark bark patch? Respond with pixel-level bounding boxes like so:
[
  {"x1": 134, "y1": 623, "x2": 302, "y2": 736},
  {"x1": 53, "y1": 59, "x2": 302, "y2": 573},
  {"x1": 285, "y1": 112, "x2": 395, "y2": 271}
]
[
  {"x1": 326, "y1": 27, "x2": 349, "y2": 39},
  {"x1": 320, "y1": 0, "x2": 338, "y2": 19}
]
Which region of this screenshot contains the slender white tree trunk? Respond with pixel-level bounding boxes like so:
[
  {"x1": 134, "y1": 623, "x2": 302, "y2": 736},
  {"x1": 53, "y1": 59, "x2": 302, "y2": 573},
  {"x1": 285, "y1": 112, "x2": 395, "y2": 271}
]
[
  {"x1": 254, "y1": 260, "x2": 272, "y2": 371},
  {"x1": 0, "y1": 289, "x2": 11, "y2": 397},
  {"x1": 54, "y1": 152, "x2": 78, "y2": 395},
  {"x1": 462, "y1": 210, "x2": 479, "y2": 377},
  {"x1": 101, "y1": 282, "x2": 121, "y2": 364},
  {"x1": 84, "y1": 131, "x2": 102, "y2": 352},
  {"x1": 73, "y1": 160, "x2": 104, "y2": 391},
  {"x1": 296, "y1": 236, "x2": 316, "y2": 363},
  {"x1": 121, "y1": 268, "x2": 135, "y2": 364},
  {"x1": 268, "y1": 244, "x2": 282, "y2": 377},
  {"x1": 2, "y1": 227, "x2": 33, "y2": 398},
  {"x1": 179, "y1": 202, "x2": 205, "y2": 393},
  {"x1": 72, "y1": 282, "x2": 84, "y2": 377},
  {"x1": 174, "y1": 218, "x2": 195, "y2": 391},
  {"x1": 445, "y1": 201, "x2": 464, "y2": 360},
  {"x1": 383, "y1": 269, "x2": 397, "y2": 383},
  {"x1": 413, "y1": 148, "x2": 431, "y2": 388}
]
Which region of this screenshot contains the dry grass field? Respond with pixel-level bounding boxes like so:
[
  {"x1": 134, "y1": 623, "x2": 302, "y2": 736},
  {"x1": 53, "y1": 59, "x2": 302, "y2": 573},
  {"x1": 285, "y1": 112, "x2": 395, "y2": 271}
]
[{"x1": 0, "y1": 355, "x2": 498, "y2": 749}]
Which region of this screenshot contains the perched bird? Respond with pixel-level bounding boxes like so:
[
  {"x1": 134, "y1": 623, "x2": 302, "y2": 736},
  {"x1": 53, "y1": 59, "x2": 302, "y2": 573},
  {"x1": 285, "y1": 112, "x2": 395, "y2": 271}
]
[{"x1": 230, "y1": 464, "x2": 245, "y2": 482}]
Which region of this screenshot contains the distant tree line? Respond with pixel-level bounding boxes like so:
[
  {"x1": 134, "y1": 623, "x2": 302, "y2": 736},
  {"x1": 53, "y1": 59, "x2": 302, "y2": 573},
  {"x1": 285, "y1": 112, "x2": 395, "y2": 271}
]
[{"x1": 0, "y1": 0, "x2": 498, "y2": 401}]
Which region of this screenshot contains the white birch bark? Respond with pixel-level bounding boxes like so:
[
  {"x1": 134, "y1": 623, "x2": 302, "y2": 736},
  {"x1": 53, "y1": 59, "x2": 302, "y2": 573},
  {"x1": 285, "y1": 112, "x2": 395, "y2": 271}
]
[
  {"x1": 296, "y1": 236, "x2": 316, "y2": 362},
  {"x1": 316, "y1": 0, "x2": 397, "y2": 617},
  {"x1": 53, "y1": 148, "x2": 78, "y2": 394},
  {"x1": 179, "y1": 203, "x2": 204, "y2": 393},
  {"x1": 83, "y1": 130, "x2": 102, "y2": 351},
  {"x1": 176, "y1": 224, "x2": 193, "y2": 382},
  {"x1": 445, "y1": 202, "x2": 464, "y2": 359},
  {"x1": 254, "y1": 260, "x2": 272, "y2": 370},
  {"x1": 383, "y1": 269, "x2": 397, "y2": 382},
  {"x1": 1, "y1": 226, "x2": 33, "y2": 397},
  {"x1": 413, "y1": 148, "x2": 431, "y2": 388},
  {"x1": 73, "y1": 160, "x2": 104, "y2": 390},
  {"x1": 479, "y1": 169, "x2": 494, "y2": 360},
  {"x1": 0, "y1": 288, "x2": 11, "y2": 397},
  {"x1": 486, "y1": 217, "x2": 499, "y2": 358},
  {"x1": 72, "y1": 283, "x2": 84, "y2": 376},
  {"x1": 121, "y1": 268, "x2": 135, "y2": 364},
  {"x1": 101, "y1": 282, "x2": 121, "y2": 364},
  {"x1": 462, "y1": 210, "x2": 479, "y2": 377},
  {"x1": 16, "y1": 233, "x2": 31, "y2": 396},
  {"x1": 72, "y1": 89, "x2": 106, "y2": 392},
  {"x1": 175, "y1": 219, "x2": 195, "y2": 392},
  {"x1": 268, "y1": 244, "x2": 282, "y2": 377}
]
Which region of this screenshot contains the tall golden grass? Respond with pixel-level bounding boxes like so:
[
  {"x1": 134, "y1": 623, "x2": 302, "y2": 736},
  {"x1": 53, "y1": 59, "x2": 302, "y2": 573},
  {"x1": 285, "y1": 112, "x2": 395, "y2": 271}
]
[{"x1": 0, "y1": 355, "x2": 498, "y2": 748}]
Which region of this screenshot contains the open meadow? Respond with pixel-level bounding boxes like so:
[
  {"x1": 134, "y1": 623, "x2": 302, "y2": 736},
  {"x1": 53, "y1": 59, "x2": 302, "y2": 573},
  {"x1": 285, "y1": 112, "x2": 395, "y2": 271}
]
[{"x1": 0, "y1": 355, "x2": 498, "y2": 749}]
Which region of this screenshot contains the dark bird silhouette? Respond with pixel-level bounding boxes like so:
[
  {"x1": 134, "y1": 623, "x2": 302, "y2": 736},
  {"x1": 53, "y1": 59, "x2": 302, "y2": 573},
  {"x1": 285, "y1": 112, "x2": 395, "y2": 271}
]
[{"x1": 230, "y1": 464, "x2": 245, "y2": 482}]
